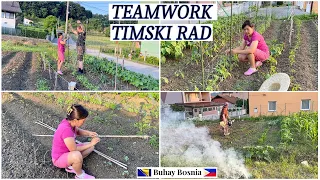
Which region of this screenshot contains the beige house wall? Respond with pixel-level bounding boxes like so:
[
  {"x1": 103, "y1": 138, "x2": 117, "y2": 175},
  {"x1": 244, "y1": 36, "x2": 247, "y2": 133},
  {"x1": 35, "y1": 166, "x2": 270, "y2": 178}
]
[{"x1": 249, "y1": 92, "x2": 318, "y2": 117}]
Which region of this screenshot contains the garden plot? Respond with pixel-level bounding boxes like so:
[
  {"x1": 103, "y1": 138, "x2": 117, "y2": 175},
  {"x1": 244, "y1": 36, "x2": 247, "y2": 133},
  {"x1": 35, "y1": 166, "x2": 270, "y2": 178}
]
[
  {"x1": 161, "y1": 15, "x2": 318, "y2": 91},
  {"x1": 2, "y1": 92, "x2": 159, "y2": 178},
  {"x1": 161, "y1": 110, "x2": 318, "y2": 178},
  {"x1": 2, "y1": 35, "x2": 159, "y2": 91}
]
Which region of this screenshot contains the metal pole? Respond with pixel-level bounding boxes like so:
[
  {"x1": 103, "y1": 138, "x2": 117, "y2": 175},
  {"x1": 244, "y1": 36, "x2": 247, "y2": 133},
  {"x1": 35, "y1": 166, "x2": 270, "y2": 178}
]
[
  {"x1": 65, "y1": 1, "x2": 69, "y2": 35},
  {"x1": 260, "y1": 104, "x2": 261, "y2": 116},
  {"x1": 32, "y1": 134, "x2": 150, "y2": 139},
  {"x1": 285, "y1": 103, "x2": 286, "y2": 115},
  {"x1": 229, "y1": 1, "x2": 233, "y2": 64},
  {"x1": 54, "y1": 72, "x2": 58, "y2": 90}
]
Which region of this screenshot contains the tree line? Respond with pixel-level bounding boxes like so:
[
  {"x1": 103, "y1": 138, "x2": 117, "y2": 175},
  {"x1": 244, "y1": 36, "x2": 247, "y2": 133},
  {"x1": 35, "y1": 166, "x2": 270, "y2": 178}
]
[{"x1": 19, "y1": 1, "x2": 137, "y2": 34}]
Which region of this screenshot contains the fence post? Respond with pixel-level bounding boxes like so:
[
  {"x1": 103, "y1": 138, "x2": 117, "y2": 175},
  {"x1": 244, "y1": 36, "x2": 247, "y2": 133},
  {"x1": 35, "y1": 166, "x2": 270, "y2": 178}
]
[
  {"x1": 122, "y1": 55, "x2": 124, "y2": 70},
  {"x1": 144, "y1": 51, "x2": 147, "y2": 62},
  {"x1": 260, "y1": 104, "x2": 261, "y2": 116},
  {"x1": 54, "y1": 72, "x2": 58, "y2": 90},
  {"x1": 43, "y1": 57, "x2": 46, "y2": 71},
  {"x1": 48, "y1": 64, "x2": 52, "y2": 80},
  {"x1": 284, "y1": 103, "x2": 286, "y2": 115}
]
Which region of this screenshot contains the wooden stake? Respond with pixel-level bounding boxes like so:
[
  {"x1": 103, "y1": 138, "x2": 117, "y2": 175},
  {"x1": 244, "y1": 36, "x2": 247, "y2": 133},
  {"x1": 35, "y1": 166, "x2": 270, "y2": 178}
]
[
  {"x1": 54, "y1": 72, "x2": 58, "y2": 90},
  {"x1": 32, "y1": 134, "x2": 150, "y2": 139},
  {"x1": 48, "y1": 64, "x2": 52, "y2": 80},
  {"x1": 144, "y1": 51, "x2": 147, "y2": 62},
  {"x1": 122, "y1": 55, "x2": 124, "y2": 70}
]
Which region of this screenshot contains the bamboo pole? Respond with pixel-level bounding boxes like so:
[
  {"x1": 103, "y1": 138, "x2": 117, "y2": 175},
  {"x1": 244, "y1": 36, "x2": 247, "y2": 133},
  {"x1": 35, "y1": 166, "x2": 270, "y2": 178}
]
[
  {"x1": 32, "y1": 134, "x2": 150, "y2": 139},
  {"x1": 34, "y1": 121, "x2": 128, "y2": 169}
]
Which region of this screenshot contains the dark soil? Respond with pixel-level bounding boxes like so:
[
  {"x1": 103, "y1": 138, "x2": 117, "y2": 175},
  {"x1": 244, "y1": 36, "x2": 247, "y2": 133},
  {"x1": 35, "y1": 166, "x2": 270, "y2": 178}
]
[
  {"x1": 2, "y1": 92, "x2": 159, "y2": 178},
  {"x1": 289, "y1": 20, "x2": 318, "y2": 91},
  {"x1": 1, "y1": 36, "x2": 143, "y2": 91},
  {"x1": 161, "y1": 20, "x2": 318, "y2": 91},
  {"x1": 2, "y1": 51, "x2": 17, "y2": 68}
]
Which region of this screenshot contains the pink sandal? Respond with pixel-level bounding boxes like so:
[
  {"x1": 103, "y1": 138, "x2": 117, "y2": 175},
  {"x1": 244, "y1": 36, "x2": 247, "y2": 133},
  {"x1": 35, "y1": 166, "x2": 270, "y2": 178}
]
[
  {"x1": 75, "y1": 172, "x2": 95, "y2": 179},
  {"x1": 244, "y1": 68, "x2": 257, "y2": 76}
]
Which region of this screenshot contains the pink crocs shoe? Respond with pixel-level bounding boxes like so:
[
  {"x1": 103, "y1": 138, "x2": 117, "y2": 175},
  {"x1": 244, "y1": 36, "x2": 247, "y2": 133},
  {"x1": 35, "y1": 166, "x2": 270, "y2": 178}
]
[
  {"x1": 57, "y1": 70, "x2": 63, "y2": 75},
  {"x1": 255, "y1": 61, "x2": 263, "y2": 67},
  {"x1": 75, "y1": 172, "x2": 95, "y2": 179},
  {"x1": 244, "y1": 68, "x2": 257, "y2": 76}
]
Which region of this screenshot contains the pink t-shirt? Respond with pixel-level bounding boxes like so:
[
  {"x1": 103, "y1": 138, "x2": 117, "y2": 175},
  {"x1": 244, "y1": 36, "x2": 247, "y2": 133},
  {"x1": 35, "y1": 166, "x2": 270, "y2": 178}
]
[
  {"x1": 58, "y1": 38, "x2": 65, "y2": 53},
  {"x1": 51, "y1": 119, "x2": 76, "y2": 160},
  {"x1": 244, "y1": 31, "x2": 269, "y2": 53}
]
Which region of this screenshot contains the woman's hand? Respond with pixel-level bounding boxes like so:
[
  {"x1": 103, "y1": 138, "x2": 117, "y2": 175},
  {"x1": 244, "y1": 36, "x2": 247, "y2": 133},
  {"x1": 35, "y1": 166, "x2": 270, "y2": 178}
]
[
  {"x1": 90, "y1": 137, "x2": 100, "y2": 146},
  {"x1": 88, "y1": 131, "x2": 98, "y2": 137},
  {"x1": 225, "y1": 49, "x2": 231, "y2": 54}
]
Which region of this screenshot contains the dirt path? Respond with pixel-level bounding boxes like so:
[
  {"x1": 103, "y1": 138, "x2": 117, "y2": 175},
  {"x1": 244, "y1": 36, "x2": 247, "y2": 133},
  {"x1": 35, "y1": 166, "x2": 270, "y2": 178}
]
[
  {"x1": 290, "y1": 20, "x2": 318, "y2": 91},
  {"x1": 2, "y1": 93, "x2": 159, "y2": 178}
]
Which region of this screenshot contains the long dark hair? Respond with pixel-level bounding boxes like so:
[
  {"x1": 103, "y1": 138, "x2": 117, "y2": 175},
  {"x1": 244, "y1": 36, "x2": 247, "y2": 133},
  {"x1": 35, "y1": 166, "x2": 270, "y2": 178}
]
[
  {"x1": 220, "y1": 105, "x2": 227, "y2": 121},
  {"x1": 66, "y1": 104, "x2": 89, "y2": 120}
]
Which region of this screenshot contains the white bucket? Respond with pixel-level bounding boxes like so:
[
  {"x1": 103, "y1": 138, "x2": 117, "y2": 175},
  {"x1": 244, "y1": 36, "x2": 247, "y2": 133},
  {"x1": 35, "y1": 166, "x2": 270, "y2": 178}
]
[{"x1": 68, "y1": 82, "x2": 77, "y2": 90}]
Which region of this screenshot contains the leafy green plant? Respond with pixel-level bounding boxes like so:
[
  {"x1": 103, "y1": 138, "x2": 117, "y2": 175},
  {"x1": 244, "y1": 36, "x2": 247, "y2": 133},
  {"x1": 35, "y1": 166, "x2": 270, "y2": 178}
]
[
  {"x1": 257, "y1": 128, "x2": 269, "y2": 145},
  {"x1": 36, "y1": 79, "x2": 50, "y2": 90},
  {"x1": 243, "y1": 145, "x2": 276, "y2": 162},
  {"x1": 85, "y1": 55, "x2": 159, "y2": 90},
  {"x1": 149, "y1": 135, "x2": 159, "y2": 148}
]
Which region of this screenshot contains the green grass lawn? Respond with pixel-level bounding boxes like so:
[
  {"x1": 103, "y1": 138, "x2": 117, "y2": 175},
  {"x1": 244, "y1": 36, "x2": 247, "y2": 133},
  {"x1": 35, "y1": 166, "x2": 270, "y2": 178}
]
[{"x1": 194, "y1": 113, "x2": 318, "y2": 179}]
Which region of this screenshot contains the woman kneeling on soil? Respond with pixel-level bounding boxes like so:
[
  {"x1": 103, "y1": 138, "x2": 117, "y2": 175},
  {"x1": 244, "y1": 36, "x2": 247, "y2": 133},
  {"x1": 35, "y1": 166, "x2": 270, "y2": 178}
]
[
  {"x1": 51, "y1": 104, "x2": 100, "y2": 179},
  {"x1": 220, "y1": 102, "x2": 230, "y2": 136},
  {"x1": 226, "y1": 20, "x2": 270, "y2": 76}
]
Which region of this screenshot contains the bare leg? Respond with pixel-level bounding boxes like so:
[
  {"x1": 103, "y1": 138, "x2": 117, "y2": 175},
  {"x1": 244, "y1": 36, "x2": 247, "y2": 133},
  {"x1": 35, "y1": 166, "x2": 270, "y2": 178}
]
[
  {"x1": 67, "y1": 151, "x2": 83, "y2": 176},
  {"x1": 58, "y1": 61, "x2": 63, "y2": 72},
  {"x1": 238, "y1": 54, "x2": 248, "y2": 62},
  {"x1": 78, "y1": 61, "x2": 84, "y2": 69},
  {"x1": 78, "y1": 142, "x2": 94, "y2": 158},
  {"x1": 247, "y1": 53, "x2": 256, "y2": 68}
]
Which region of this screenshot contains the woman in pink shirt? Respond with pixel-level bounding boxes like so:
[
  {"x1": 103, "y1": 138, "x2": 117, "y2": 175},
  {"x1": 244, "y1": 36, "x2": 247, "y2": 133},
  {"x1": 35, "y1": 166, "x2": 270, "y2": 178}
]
[
  {"x1": 226, "y1": 20, "x2": 270, "y2": 76},
  {"x1": 57, "y1": 33, "x2": 67, "y2": 75},
  {"x1": 52, "y1": 104, "x2": 100, "y2": 179}
]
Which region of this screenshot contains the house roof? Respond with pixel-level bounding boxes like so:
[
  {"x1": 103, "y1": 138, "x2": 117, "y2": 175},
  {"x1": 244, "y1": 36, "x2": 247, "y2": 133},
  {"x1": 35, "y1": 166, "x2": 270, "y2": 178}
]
[
  {"x1": 212, "y1": 94, "x2": 238, "y2": 104},
  {"x1": 176, "y1": 102, "x2": 223, "y2": 108},
  {"x1": 2, "y1": 1, "x2": 22, "y2": 13},
  {"x1": 24, "y1": 18, "x2": 33, "y2": 22}
]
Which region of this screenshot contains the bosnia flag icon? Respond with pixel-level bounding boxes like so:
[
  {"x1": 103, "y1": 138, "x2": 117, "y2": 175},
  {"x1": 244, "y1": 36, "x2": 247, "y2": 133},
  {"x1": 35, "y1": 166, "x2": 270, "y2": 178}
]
[
  {"x1": 204, "y1": 168, "x2": 217, "y2": 177},
  {"x1": 137, "y1": 168, "x2": 151, "y2": 177}
]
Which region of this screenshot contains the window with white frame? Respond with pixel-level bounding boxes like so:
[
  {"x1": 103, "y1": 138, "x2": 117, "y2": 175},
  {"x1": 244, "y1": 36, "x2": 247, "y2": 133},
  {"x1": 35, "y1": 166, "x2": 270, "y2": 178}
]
[
  {"x1": 301, "y1": 99, "x2": 311, "y2": 110},
  {"x1": 268, "y1": 101, "x2": 276, "y2": 112},
  {"x1": 2, "y1": 12, "x2": 14, "y2": 19}
]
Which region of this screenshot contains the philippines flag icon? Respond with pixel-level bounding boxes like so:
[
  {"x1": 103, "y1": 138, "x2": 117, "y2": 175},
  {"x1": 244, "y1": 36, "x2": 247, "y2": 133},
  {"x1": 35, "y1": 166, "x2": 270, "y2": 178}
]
[
  {"x1": 137, "y1": 168, "x2": 151, "y2": 177},
  {"x1": 204, "y1": 168, "x2": 217, "y2": 177}
]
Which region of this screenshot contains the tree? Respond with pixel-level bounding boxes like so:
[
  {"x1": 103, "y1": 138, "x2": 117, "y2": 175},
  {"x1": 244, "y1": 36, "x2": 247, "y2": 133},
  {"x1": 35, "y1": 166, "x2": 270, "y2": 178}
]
[
  {"x1": 40, "y1": 8, "x2": 48, "y2": 17},
  {"x1": 43, "y1": 15, "x2": 57, "y2": 32}
]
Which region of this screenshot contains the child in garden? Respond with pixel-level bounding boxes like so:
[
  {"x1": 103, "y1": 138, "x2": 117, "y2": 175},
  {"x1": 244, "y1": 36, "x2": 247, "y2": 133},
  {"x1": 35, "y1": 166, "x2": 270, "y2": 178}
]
[
  {"x1": 57, "y1": 33, "x2": 67, "y2": 75},
  {"x1": 226, "y1": 20, "x2": 270, "y2": 76},
  {"x1": 220, "y1": 102, "x2": 230, "y2": 136},
  {"x1": 51, "y1": 104, "x2": 100, "y2": 179}
]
